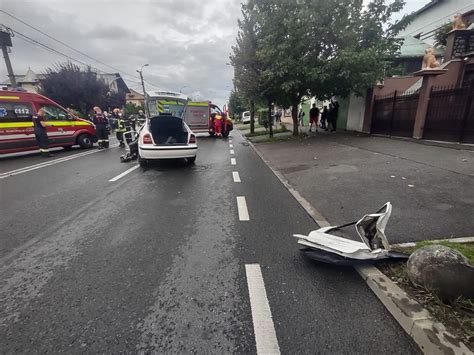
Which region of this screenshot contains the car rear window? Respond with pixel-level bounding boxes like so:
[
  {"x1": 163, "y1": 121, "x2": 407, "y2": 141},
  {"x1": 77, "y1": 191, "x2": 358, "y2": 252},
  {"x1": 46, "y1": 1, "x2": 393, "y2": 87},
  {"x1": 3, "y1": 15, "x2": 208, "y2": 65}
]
[{"x1": 0, "y1": 102, "x2": 33, "y2": 122}]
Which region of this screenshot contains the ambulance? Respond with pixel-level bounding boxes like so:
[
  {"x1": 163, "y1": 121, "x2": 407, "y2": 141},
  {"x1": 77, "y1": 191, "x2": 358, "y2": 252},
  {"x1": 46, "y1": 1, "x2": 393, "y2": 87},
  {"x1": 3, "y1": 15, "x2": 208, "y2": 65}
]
[
  {"x1": 147, "y1": 91, "x2": 233, "y2": 137},
  {"x1": 0, "y1": 90, "x2": 97, "y2": 154}
]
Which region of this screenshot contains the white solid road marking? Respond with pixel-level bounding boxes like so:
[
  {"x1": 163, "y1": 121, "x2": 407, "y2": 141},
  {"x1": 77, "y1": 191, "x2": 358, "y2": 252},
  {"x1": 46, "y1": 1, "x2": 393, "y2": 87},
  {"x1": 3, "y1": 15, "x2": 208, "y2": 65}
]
[
  {"x1": 109, "y1": 165, "x2": 140, "y2": 182},
  {"x1": 232, "y1": 171, "x2": 241, "y2": 183},
  {"x1": 0, "y1": 149, "x2": 100, "y2": 179},
  {"x1": 245, "y1": 264, "x2": 281, "y2": 355},
  {"x1": 230, "y1": 149, "x2": 235, "y2": 155},
  {"x1": 236, "y1": 196, "x2": 250, "y2": 221},
  {"x1": 0, "y1": 144, "x2": 120, "y2": 180},
  {"x1": 229, "y1": 144, "x2": 233, "y2": 148},
  {"x1": 231, "y1": 158, "x2": 236, "y2": 165}
]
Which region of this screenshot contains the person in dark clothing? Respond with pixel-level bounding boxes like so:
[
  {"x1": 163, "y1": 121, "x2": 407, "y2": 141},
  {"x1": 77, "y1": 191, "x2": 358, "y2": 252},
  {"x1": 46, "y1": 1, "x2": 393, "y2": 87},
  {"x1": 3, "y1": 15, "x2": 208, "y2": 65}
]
[
  {"x1": 309, "y1": 103, "x2": 320, "y2": 132},
  {"x1": 298, "y1": 109, "x2": 305, "y2": 126},
  {"x1": 328, "y1": 100, "x2": 339, "y2": 132},
  {"x1": 320, "y1": 106, "x2": 328, "y2": 130},
  {"x1": 33, "y1": 108, "x2": 53, "y2": 157},
  {"x1": 92, "y1": 106, "x2": 109, "y2": 149}
]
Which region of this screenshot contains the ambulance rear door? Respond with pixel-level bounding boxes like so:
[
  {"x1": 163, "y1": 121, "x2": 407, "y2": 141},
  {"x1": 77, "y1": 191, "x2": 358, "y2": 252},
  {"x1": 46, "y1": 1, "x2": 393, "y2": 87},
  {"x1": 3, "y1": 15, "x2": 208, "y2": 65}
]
[{"x1": 184, "y1": 101, "x2": 210, "y2": 132}]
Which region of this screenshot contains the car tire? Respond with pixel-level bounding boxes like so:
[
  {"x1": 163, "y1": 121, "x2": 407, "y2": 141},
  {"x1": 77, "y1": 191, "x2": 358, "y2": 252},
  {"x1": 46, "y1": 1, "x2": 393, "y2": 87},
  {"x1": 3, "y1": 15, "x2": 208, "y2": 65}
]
[
  {"x1": 187, "y1": 156, "x2": 196, "y2": 164},
  {"x1": 138, "y1": 155, "x2": 148, "y2": 167},
  {"x1": 77, "y1": 134, "x2": 93, "y2": 149}
]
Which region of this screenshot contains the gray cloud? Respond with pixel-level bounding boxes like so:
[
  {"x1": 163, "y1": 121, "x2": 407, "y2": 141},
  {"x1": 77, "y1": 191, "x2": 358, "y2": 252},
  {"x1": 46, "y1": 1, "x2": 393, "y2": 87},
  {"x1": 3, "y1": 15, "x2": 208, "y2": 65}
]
[
  {"x1": 1, "y1": 0, "x2": 241, "y2": 106},
  {"x1": 85, "y1": 25, "x2": 136, "y2": 40}
]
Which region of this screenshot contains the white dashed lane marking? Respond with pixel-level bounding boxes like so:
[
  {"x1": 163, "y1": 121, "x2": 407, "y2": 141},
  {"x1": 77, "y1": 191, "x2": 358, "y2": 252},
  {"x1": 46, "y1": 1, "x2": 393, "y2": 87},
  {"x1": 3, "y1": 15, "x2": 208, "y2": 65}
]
[
  {"x1": 0, "y1": 147, "x2": 118, "y2": 179},
  {"x1": 230, "y1": 149, "x2": 235, "y2": 155},
  {"x1": 232, "y1": 171, "x2": 241, "y2": 183},
  {"x1": 236, "y1": 196, "x2": 249, "y2": 221},
  {"x1": 245, "y1": 264, "x2": 281, "y2": 355},
  {"x1": 109, "y1": 165, "x2": 140, "y2": 182},
  {"x1": 231, "y1": 158, "x2": 236, "y2": 165}
]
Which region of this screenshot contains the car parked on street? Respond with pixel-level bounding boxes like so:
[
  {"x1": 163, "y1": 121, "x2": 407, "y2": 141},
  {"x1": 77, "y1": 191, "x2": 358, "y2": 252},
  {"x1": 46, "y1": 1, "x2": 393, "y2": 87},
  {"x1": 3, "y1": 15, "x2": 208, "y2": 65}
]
[{"x1": 242, "y1": 110, "x2": 251, "y2": 124}]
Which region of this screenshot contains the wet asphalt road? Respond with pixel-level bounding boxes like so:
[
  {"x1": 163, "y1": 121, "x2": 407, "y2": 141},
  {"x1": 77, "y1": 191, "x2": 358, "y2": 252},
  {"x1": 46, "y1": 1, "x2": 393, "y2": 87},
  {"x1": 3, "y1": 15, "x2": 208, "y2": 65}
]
[{"x1": 0, "y1": 134, "x2": 419, "y2": 353}]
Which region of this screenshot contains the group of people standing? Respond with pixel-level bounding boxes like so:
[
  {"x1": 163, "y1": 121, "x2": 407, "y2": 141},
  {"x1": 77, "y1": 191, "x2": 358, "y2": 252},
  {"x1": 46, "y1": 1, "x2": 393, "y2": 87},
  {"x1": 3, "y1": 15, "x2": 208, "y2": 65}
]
[
  {"x1": 299, "y1": 99, "x2": 339, "y2": 133},
  {"x1": 90, "y1": 107, "x2": 146, "y2": 149}
]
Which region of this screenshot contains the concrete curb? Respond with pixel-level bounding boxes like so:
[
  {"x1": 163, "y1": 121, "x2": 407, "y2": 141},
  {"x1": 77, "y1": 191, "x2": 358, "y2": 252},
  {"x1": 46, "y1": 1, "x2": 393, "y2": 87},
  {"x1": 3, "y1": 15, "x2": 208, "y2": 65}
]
[
  {"x1": 244, "y1": 132, "x2": 472, "y2": 355},
  {"x1": 355, "y1": 265, "x2": 472, "y2": 355}
]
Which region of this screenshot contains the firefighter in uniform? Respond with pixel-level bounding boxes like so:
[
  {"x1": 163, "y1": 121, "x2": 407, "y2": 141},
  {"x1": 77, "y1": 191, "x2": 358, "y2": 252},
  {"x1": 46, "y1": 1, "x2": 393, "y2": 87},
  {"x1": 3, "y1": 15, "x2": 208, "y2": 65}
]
[
  {"x1": 92, "y1": 106, "x2": 109, "y2": 149},
  {"x1": 33, "y1": 108, "x2": 53, "y2": 157},
  {"x1": 214, "y1": 113, "x2": 223, "y2": 137},
  {"x1": 115, "y1": 109, "x2": 126, "y2": 147}
]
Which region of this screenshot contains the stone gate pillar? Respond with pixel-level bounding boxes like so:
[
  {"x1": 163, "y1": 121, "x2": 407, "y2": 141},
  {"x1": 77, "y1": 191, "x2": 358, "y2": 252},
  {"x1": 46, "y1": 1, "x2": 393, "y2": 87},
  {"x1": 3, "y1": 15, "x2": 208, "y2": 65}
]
[{"x1": 412, "y1": 69, "x2": 447, "y2": 139}]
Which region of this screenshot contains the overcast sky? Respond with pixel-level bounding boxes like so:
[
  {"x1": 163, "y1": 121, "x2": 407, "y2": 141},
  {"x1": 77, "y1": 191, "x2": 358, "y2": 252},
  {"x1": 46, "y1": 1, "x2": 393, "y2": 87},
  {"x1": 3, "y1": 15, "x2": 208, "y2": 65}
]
[{"x1": 1, "y1": 0, "x2": 428, "y2": 107}]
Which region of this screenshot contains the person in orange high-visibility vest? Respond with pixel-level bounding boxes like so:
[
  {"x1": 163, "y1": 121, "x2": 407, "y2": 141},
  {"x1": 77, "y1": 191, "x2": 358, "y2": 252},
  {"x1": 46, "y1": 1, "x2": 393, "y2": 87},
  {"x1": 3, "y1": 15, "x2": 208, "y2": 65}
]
[{"x1": 214, "y1": 113, "x2": 223, "y2": 137}]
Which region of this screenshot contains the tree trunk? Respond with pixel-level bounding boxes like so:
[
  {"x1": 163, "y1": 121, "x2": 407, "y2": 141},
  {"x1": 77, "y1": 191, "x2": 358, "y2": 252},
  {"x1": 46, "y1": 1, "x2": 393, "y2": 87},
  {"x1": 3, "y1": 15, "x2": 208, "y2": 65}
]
[
  {"x1": 268, "y1": 99, "x2": 273, "y2": 138},
  {"x1": 250, "y1": 100, "x2": 255, "y2": 134},
  {"x1": 291, "y1": 98, "x2": 299, "y2": 136}
]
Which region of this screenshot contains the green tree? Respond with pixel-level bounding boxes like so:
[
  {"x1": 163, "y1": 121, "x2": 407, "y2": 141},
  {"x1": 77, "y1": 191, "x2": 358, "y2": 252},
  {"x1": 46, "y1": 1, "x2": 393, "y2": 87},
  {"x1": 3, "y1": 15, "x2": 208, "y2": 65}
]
[
  {"x1": 434, "y1": 22, "x2": 452, "y2": 48},
  {"x1": 124, "y1": 102, "x2": 141, "y2": 116},
  {"x1": 103, "y1": 92, "x2": 126, "y2": 112},
  {"x1": 228, "y1": 89, "x2": 247, "y2": 119},
  {"x1": 230, "y1": 3, "x2": 263, "y2": 133},
  {"x1": 233, "y1": 0, "x2": 406, "y2": 136},
  {"x1": 40, "y1": 62, "x2": 113, "y2": 114}
]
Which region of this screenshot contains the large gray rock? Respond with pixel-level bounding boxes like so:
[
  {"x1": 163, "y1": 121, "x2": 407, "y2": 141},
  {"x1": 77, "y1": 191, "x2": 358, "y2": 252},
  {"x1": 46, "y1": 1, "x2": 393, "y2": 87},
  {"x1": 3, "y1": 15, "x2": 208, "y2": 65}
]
[{"x1": 407, "y1": 245, "x2": 474, "y2": 303}]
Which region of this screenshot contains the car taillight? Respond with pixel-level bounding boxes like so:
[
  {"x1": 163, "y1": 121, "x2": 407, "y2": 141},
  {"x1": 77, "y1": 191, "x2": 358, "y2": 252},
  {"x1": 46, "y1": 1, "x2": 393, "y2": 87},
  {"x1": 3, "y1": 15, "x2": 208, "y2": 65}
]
[
  {"x1": 143, "y1": 133, "x2": 153, "y2": 144},
  {"x1": 189, "y1": 134, "x2": 196, "y2": 144}
]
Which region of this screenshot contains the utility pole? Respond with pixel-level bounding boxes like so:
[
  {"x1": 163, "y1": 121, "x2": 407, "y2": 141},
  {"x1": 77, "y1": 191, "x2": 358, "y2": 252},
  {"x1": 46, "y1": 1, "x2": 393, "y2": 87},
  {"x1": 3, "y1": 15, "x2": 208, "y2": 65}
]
[
  {"x1": 0, "y1": 26, "x2": 16, "y2": 87},
  {"x1": 137, "y1": 64, "x2": 149, "y2": 117}
]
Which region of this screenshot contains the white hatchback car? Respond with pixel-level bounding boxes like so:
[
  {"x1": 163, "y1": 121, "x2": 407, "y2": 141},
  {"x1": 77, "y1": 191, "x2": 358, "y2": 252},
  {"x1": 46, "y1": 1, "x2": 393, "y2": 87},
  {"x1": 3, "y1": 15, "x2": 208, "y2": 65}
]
[
  {"x1": 138, "y1": 114, "x2": 197, "y2": 166},
  {"x1": 242, "y1": 110, "x2": 251, "y2": 124}
]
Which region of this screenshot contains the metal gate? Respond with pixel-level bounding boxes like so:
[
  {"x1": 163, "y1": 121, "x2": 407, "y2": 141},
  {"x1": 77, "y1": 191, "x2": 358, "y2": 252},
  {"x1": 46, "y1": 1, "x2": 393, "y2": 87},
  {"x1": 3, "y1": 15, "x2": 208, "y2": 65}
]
[
  {"x1": 424, "y1": 84, "x2": 474, "y2": 143},
  {"x1": 371, "y1": 90, "x2": 419, "y2": 137}
]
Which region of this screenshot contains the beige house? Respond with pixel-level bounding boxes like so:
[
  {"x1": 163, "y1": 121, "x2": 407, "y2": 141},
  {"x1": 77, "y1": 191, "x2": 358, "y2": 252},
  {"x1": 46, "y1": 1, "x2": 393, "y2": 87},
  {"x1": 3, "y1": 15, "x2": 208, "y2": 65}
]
[
  {"x1": 1, "y1": 68, "x2": 43, "y2": 93},
  {"x1": 126, "y1": 88, "x2": 145, "y2": 107}
]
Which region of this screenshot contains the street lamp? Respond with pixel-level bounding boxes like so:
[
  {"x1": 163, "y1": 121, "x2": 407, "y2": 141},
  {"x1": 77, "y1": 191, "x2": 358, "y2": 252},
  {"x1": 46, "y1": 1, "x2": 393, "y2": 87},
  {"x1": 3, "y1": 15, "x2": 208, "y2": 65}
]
[{"x1": 137, "y1": 64, "x2": 149, "y2": 117}]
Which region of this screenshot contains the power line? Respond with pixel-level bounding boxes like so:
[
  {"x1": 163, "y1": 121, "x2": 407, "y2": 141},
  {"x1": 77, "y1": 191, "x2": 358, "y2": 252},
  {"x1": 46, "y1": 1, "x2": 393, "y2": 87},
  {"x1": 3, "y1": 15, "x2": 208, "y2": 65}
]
[
  {"x1": 0, "y1": 9, "x2": 142, "y2": 82},
  {"x1": 12, "y1": 29, "x2": 145, "y2": 86},
  {"x1": 12, "y1": 29, "x2": 98, "y2": 69},
  {"x1": 2, "y1": 10, "x2": 161, "y2": 87}
]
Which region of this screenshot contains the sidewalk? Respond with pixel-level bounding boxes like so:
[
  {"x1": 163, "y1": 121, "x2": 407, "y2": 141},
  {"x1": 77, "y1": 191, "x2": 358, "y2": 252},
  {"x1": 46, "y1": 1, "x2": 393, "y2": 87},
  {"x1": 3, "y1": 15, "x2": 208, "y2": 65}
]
[{"x1": 253, "y1": 131, "x2": 474, "y2": 243}]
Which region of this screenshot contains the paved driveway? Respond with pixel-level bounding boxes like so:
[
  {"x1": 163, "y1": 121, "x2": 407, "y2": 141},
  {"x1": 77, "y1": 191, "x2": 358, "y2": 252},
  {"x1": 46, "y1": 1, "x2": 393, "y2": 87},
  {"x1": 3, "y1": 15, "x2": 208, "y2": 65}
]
[{"x1": 255, "y1": 132, "x2": 474, "y2": 243}]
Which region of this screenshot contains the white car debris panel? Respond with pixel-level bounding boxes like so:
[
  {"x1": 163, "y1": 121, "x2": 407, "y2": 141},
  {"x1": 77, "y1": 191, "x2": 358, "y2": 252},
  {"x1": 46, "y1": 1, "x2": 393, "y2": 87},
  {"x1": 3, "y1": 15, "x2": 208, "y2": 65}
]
[{"x1": 294, "y1": 202, "x2": 408, "y2": 265}]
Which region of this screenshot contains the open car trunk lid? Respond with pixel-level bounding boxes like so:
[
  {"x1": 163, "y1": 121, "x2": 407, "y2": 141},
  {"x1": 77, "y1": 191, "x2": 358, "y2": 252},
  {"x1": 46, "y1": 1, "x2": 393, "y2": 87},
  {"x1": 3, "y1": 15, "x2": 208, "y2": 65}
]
[{"x1": 149, "y1": 115, "x2": 188, "y2": 145}]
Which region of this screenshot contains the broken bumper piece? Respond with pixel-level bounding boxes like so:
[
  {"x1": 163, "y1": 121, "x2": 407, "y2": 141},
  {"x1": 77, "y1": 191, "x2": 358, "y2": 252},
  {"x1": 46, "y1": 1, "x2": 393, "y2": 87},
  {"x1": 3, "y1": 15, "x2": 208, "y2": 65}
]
[
  {"x1": 299, "y1": 247, "x2": 408, "y2": 266},
  {"x1": 294, "y1": 202, "x2": 408, "y2": 265}
]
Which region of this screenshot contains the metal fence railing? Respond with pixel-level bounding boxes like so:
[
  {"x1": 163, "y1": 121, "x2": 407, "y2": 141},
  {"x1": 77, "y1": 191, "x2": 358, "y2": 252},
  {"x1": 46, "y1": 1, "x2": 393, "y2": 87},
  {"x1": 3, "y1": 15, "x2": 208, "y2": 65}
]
[
  {"x1": 424, "y1": 84, "x2": 474, "y2": 143},
  {"x1": 371, "y1": 90, "x2": 419, "y2": 137}
]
